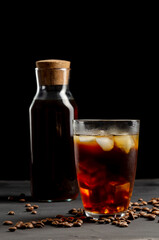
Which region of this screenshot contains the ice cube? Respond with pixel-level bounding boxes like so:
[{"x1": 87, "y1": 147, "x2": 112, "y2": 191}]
[
  {"x1": 114, "y1": 135, "x2": 135, "y2": 153},
  {"x1": 114, "y1": 182, "x2": 130, "y2": 194},
  {"x1": 79, "y1": 136, "x2": 96, "y2": 142},
  {"x1": 96, "y1": 137, "x2": 114, "y2": 151},
  {"x1": 107, "y1": 181, "x2": 130, "y2": 203}
]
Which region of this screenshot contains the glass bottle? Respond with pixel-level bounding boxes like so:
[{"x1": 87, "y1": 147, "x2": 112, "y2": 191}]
[{"x1": 29, "y1": 59, "x2": 78, "y2": 201}]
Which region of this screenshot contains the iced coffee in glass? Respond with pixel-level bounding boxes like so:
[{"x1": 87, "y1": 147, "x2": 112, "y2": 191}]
[{"x1": 73, "y1": 120, "x2": 140, "y2": 218}]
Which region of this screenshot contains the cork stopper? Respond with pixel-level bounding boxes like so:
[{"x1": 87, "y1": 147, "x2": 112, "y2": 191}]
[
  {"x1": 36, "y1": 59, "x2": 71, "y2": 69},
  {"x1": 36, "y1": 59, "x2": 71, "y2": 85}
]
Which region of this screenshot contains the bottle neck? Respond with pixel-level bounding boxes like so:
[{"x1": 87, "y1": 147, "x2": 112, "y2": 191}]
[
  {"x1": 39, "y1": 85, "x2": 69, "y2": 92},
  {"x1": 35, "y1": 68, "x2": 72, "y2": 99}
]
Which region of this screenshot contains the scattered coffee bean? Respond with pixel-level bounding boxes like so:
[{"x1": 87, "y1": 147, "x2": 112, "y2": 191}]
[
  {"x1": 34, "y1": 222, "x2": 44, "y2": 228},
  {"x1": 139, "y1": 211, "x2": 147, "y2": 217},
  {"x1": 104, "y1": 218, "x2": 112, "y2": 224},
  {"x1": 73, "y1": 221, "x2": 82, "y2": 227},
  {"x1": 132, "y1": 202, "x2": 140, "y2": 206},
  {"x1": 112, "y1": 220, "x2": 118, "y2": 225},
  {"x1": 51, "y1": 220, "x2": 59, "y2": 226},
  {"x1": 68, "y1": 208, "x2": 77, "y2": 214},
  {"x1": 154, "y1": 204, "x2": 159, "y2": 207},
  {"x1": 152, "y1": 210, "x2": 159, "y2": 215},
  {"x1": 31, "y1": 210, "x2": 37, "y2": 214},
  {"x1": 19, "y1": 199, "x2": 26, "y2": 202},
  {"x1": 128, "y1": 212, "x2": 135, "y2": 220},
  {"x1": 8, "y1": 211, "x2": 15, "y2": 215},
  {"x1": 98, "y1": 219, "x2": 105, "y2": 224},
  {"x1": 76, "y1": 219, "x2": 83, "y2": 224},
  {"x1": 138, "y1": 198, "x2": 143, "y2": 201},
  {"x1": 118, "y1": 221, "x2": 128, "y2": 227},
  {"x1": 146, "y1": 214, "x2": 156, "y2": 220},
  {"x1": 25, "y1": 222, "x2": 34, "y2": 229},
  {"x1": 152, "y1": 207, "x2": 159, "y2": 210},
  {"x1": 126, "y1": 220, "x2": 131, "y2": 224},
  {"x1": 3, "y1": 221, "x2": 13, "y2": 225},
  {"x1": 63, "y1": 222, "x2": 73, "y2": 228},
  {"x1": 132, "y1": 206, "x2": 142, "y2": 211},
  {"x1": 142, "y1": 207, "x2": 150, "y2": 211},
  {"x1": 25, "y1": 203, "x2": 32, "y2": 207},
  {"x1": 3, "y1": 196, "x2": 159, "y2": 233},
  {"x1": 26, "y1": 206, "x2": 34, "y2": 212},
  {"x1": 33, "y1": 204, "x2": 39, "y2": 209},
  {"x1": 15, "y1": 221, "x2": 24, "y2": 229},
  {"x1": 8, "y1": 226, "x2": 17, "y2": 232}
]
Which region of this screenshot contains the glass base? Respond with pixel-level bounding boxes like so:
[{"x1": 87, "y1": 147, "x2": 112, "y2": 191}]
[
  {"x1": 85, "y1": 210, "x2": 126, "y2": 219},
  {"x1": 35, "y1": 198, "x2": 73, "y2": 203}
]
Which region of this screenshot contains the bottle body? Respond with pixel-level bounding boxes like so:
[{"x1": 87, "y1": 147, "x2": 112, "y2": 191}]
[{"x1": 29, "y1": 63, "x2": 78, "y2": 201}]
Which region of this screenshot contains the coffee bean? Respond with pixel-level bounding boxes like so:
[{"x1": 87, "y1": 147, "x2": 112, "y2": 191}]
[
  {"x1": 152, "y1": 200, "x2": 158, "y2": 205},
  {"x1": 105, "y1": 219, "x2": 112, "y2": 224},
  {"x1": 112, "y1": 220, "x2": 118, "y2": 225},
  {"x1": 33, "y1": 204, "x2": 39, "y2": 209},
  {"x1": 142, "y1": 207, "x2": 150, "y2": 211},
  {"x1": 31, "y1": 221, "x2": 37, "y2": 226},
  {"x1": 139, "y1": 202, "x2": 144, "y2": 206},
  {"x1": 139, "y1": 211, "x2": 147, "y2": 217},
  {"x1": 8, "y1": 226, "x2": 17, "y2": 232},
  {"x1": 152, "y1": 207, "x2": 159, "y2": 211},
  {"x1": 73, "y1": 221, "x2": 82, "y2": 227},
  {"x1": 31, "y1": 210, "x2": 37, "y2": 214},
  {"x1": 107, "y1": 216, "x2": 115, "y2": 221},
  {"x1": 132, "y1": 206, "x2": 142, "y2": 211},
  {"x1": 63, "y1": 222, "x2": 73, "y2": 228},
  {"x1": 15, "y1": 221, "x2": 24, "y2": 229},
  {"x1": 25, "y1": 203, "x2": 31, "y2": 207},
  {"x1": 126, "y1": 220, "x2": 131, "y2": 224},
  {"x1": 26, "y1": 206, "x2": 34, "y2": 212},
  {"x1": 84, "y1": 217, "x2": 94, "y2": 223},
  {"x1": 132, "y1": 202, "x2": 140, "y2": 206},
  {"x1": 146, "y1": 214, "x2": 156, "y2": 220},
  {"x1": 154, "y1": 204, "x2": 159, "y2": 207},
  {"x1": 67, "y1": 217, "x2": 75, "y2": 222},
  {"x1": 128, "y1": 212, "x2": 135, "y2": 220},
  {"x1": 152, "y1": 210, "x2": 159, "y2": 215},
  {"x1": 25, "y1": 222, "x2": 34, "y2": 229},
  {"x1": 68, "y1": 208, "x2": 76, "y2": 213},
  {"x1": 76, "y1": 219, "x2": 83, "y2": 224},
  {"x1": 118, "y1": 221, "x2": 128, "y2": 227},
  {"x1": 19, "y1": 198, "x2": 26, "y2": 202},
  {"x1": 44, "y1": 218, "x2": 54, "y2": 224},
  {"x1": 98, "y1": 220, "x2": 105, "y2": 224},
  {"x1": 51, "y1": 220, "x2": 59, "y2": 226},
  {"x1": 98, "y1": 217, "x2": 111, "y2": 223},
  {"x1": 34, "y1": 223, "x2": 44, "y2": 228},
  {"x1": 8, "y1": 211, "x2": 15, "y2": 215},
  {"x1": 3, "y1": 221, "x2": 13, "y2": 225},
  {"x1": 18, "y1": 223, "x2": 27, "y2": 229}
]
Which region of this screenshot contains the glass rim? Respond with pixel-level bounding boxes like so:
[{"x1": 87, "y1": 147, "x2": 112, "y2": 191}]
[{"x1": 73, "y1": 119, "x2": 140, "y2": 123}]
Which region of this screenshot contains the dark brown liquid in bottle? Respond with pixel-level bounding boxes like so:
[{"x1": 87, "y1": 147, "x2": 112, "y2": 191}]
[{"x1": 30, "y1": 85, "x2": 78, "y2": 201}]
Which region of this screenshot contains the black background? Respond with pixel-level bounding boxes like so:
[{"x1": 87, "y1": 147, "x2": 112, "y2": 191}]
[{"x1": 0, "y1": 5, "x2": 158, "y2": 180}]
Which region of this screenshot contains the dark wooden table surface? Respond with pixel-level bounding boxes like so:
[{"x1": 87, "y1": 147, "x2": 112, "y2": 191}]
[{"x1": 0, "y1": 179, "x2": 159, "y2": 240}]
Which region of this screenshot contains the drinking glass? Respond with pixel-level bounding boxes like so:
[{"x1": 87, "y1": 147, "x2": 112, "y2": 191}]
[{"x1": 73, "y1": 119, "x2": 140, "y2": 218}]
